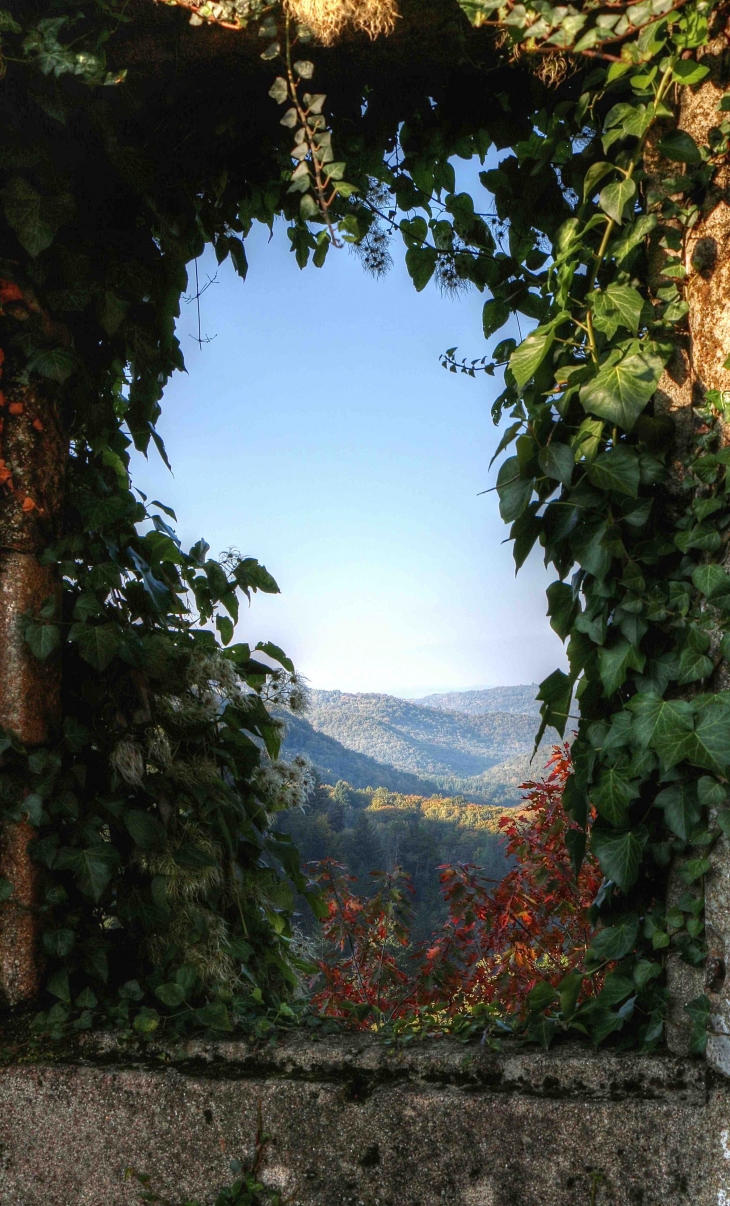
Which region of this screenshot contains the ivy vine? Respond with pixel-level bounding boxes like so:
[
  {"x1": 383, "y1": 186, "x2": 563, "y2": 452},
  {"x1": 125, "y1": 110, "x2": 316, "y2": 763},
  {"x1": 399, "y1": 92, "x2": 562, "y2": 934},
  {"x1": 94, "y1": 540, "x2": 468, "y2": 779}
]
[{"x1": 1, "y1": 0, "x2": 729, "y2": 1053}]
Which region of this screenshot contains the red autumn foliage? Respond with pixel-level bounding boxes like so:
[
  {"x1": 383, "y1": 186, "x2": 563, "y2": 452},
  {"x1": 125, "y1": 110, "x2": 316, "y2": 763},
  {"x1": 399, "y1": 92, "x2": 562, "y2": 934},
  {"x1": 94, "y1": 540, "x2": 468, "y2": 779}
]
[{"x1": 309, "y1": 745, "x2": 603, "y2": 1028}]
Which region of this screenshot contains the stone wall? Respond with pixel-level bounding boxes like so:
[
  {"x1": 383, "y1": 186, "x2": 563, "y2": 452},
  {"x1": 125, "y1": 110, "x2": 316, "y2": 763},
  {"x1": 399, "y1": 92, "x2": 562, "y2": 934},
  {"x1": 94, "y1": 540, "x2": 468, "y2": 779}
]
[{"x1": 1, "y1": 1034, "x2": 729, "y2": 1206}]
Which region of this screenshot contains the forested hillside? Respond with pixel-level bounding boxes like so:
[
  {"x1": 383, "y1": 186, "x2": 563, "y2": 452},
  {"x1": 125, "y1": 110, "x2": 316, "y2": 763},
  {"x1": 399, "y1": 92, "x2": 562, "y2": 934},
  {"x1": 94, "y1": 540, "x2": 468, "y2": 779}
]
[
  {"x1": 307, "y1": 690, "x2": 550, "y2": 775},
  {"x1": 281, "y1": 780, "x2": 512, "y2": 939},
  {"x1": 281, "y1": 688, "x2": 557, "y2": 804},
  {"x1": 416, "y1": 685, "x2": 540, "y2": 715},
  {"x1": 279, "y1": 713, "x2": 443, "y2": 795}
]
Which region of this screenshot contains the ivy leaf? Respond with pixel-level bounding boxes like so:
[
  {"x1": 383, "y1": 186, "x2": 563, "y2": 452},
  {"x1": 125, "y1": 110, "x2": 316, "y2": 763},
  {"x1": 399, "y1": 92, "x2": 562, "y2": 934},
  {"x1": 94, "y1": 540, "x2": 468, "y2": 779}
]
[
  {"x1": 685, "y1": 697, "x2": 730, "y2": 775},
  {"x1": 657, "y1": 130, "x2": 702, "y2": 164},
  {"x1": 591, "y1": 766, "x2": 639, "y2": 825},
  {"x1": 538, "y1": 442, "x2": 574, "y2": 487},
  {"x1": 692, "y1": 564, "x2": 730, "y2": 600},
  {"x1": 671, "y1": 60, "x2": 710, "y2": 86},
  {"x1": 195, "y1": 1001, "x2": 234, "y2": 1031},
  {"x1": 557, "y1": 970, "x2": 583, "y2": 1018},
  {"x1": 509, "y1": 323, "x2": 556, "y2": 389},
  {"x1": 588, "y1": 913, "x2": 640, "y2": 961},
  {"x1": 119, "y1": 979, "x2": 145, "y2": 1001},
  {"x1": 599, "y1": 177, "x2": 636, "y2": 225},
  {"x1": 0, "y1": 878, "x2": 13, "y2": 903},
  {"x1": 73, "y1": 593, "x2": 103, "y2": 621},
  {"x1": 698, "y1": 775, "x2": 727, "y2": 811},
  {"x1": 580, "y1": 348, "x2": 664, "y2": 432},
  {"x1": 588, "y1": 446, "x2": 640, "y2": 497},
  {"x1": 55, "y1": 844, "x2": 119, "y2": 901},
  {"x1": 608, "y1": 214, "x2": 657, "y2": 265},
  {"x1": 300, "y1": 194, "x2": 319, "y2": 221},
  {"x1": 535, "y1": 667, "x2": 573, "y2": 741},
  {"x1": 546, "y1": 581, "x2": 578, "y2": 640},
  {"x1": 599, "y1": 973, "x2": 635, "y2": 1007},
  {"x1": 128, "y1": 547, "x2": 172, "y2": 612},
  {"x1": 26, "y1": 347, "x2": 79, "y2": 383},
  {"x1": 154, "y1": 982, "x2": 186, "y2": 1007},
  {"x1": 31, "y1": 834, "x2": 59, "y2": 868},
  {"x1": 678, "y1": 857, "x2": 711, "y2": 884},
  {"x1": 25, "y1": 622, "x2": 60, "y2": 662},
  {"x1": 134, "y1": 1007, "x2": 160, "y2": 1034},
  {"x1": 686, "y1": 994, "x2": 711, "y2": 1055},
  {"x1": 591, "y1": 829, "x2": 648, "y2": 891},
  {"x1": 268, "y1": 76, "x2": 288, "y2": 104},
  {"x1": 677, "y1": 628, "x2": 712, "y2": 685},
  {"x1": 0, "y1": 11, "x2": 21, "y2": 33},
  {"x1": 603, "y1": 284, "x2": 644, "y2": 335},
  {"x1": 405, "y1": 246, "x2": 437, "y2": 292},
  {"x1": 69, "y1": 622, "x2": 123, "y2": 671},
  {"x1": 583, "y1": 161, "x2": 615, "y2": 203},
  {"x1": 47, "y1": 968, "x2": 71, "y2": 1002},
  {"x1": 598, "y1": 639, "x2": 645, "y2": 696},
  {"x1": 496, "y1": 455, "x2": 533, "y2": 523},
  {"x1": 628, "y1": 693, "x2": 694, "y2": 755},
  {"x1": 655, "y1": 782, "x2": 700, "y2": 840},
  {"x1": 43, "y1": 928, "x2": 75, "y2": 958},
  {"x1": 124, "y1": 810, "x2": 164, "y2": 850},
  {"x1": 1, "y1": 177, "x2": 75, "y2": 257},
  {"x1": 527, "y1": 980, "x2": 558, "y2": 1012}
]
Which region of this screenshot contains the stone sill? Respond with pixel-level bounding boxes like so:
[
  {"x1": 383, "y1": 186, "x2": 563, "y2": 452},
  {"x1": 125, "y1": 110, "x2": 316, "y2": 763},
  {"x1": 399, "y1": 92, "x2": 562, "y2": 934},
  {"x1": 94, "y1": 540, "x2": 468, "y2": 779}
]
[{"x1": 0, "y1": 1032, "x2": 725, "y2": 1205}]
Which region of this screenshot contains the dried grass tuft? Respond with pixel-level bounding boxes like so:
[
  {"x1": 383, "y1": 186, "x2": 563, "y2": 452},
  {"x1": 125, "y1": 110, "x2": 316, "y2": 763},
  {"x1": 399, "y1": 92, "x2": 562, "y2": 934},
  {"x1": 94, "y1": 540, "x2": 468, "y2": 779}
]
[{"x1": 284, "y1": 0, "x2": 398, "y2": 43}]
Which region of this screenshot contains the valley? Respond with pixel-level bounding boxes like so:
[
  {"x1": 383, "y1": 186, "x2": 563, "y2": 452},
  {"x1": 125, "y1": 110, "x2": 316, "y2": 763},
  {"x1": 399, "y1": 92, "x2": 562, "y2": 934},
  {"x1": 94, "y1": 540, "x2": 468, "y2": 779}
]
[{"x1": 280, "y1": 685, "x2": 557, "y2": 806}]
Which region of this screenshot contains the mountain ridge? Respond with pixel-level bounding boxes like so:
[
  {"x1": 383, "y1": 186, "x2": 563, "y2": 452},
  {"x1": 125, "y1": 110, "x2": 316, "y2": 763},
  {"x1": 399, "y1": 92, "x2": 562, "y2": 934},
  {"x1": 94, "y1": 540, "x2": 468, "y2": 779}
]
[
  {"x1": 280, "y1": 685, "x2": 555, "y2": 807},
  {"x1": 415, "y1": 685, "x2": 540, "y2": 715}
]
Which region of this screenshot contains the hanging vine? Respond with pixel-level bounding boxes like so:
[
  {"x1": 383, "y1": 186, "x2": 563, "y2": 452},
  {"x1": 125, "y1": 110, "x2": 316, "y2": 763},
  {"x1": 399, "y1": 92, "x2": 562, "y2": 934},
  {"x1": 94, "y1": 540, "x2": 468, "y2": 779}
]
[{"x1": 0, "y1": 0, "x2": 729, "y2": 1054}]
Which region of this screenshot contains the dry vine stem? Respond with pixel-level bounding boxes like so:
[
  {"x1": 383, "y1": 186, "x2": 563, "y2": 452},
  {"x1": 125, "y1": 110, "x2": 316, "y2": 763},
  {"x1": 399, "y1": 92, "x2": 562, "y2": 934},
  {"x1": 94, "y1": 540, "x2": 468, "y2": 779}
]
[
  {"x1": 283, "y1": 0, "x2": 398, "y2": 43},
  {"x1": 0, "y1": 348, "x2": 66, "y2": 1004}
]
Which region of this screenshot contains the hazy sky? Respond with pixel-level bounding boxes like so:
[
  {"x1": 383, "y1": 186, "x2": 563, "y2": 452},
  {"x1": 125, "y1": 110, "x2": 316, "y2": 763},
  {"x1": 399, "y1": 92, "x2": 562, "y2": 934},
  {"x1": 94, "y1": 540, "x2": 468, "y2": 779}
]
[{"x1": 131, "y1": 214, "x2": 566, "y2": 698}]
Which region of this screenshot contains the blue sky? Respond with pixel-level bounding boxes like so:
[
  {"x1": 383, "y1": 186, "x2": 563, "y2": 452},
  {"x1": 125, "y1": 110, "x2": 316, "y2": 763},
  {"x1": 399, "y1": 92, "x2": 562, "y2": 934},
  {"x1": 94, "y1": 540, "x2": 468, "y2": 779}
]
[{"x1": 131, "y1": 216, "x2": 566, "y2": 698}]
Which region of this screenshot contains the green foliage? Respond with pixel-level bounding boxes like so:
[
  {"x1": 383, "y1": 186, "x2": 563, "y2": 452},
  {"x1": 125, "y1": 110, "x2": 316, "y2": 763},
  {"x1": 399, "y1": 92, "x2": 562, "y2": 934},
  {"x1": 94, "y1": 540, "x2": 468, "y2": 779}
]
[
  {"x1": 1, "y1": 502, "x2": 319, "y2": 1035},
  {"x1": 440, "y1": 0, "x2": 727, "y2": 1050},
  {"x1": 0, "y1": 1, "x2": 328, "y2": 1037},
  {"x1": 1, "y1": 0, "x2": 726, "y2": 1057}
]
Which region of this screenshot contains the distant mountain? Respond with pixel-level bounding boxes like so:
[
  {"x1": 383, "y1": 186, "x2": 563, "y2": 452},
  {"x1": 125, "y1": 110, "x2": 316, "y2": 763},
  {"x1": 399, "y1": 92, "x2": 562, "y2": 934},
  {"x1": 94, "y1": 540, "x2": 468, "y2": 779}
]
[
  {"x1": 279, "y1": 689, "x2": 556, "y2": 806},
  {"x1": 279, "y1": 712, "x2": 444, "y2": 796},
  {"x1": 416, "y1": 685, "x2": 540, "y2": 715},
  {"x1": 307, "y1": 690, "x2": 547, "y2": 777}
]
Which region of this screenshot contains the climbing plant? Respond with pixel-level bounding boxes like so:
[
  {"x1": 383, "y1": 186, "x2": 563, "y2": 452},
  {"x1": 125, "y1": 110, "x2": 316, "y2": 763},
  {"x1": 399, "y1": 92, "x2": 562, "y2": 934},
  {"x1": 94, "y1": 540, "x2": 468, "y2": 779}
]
[
  {"x1": 1, "y1": 0, "x2": 729, "y2": 1054},
  {"x1": 0, "y1": 0, "x2": 330, "y2": 1038},
  {"x1": 443, "y1": 0, "x2": 729, "y2": 1050}
]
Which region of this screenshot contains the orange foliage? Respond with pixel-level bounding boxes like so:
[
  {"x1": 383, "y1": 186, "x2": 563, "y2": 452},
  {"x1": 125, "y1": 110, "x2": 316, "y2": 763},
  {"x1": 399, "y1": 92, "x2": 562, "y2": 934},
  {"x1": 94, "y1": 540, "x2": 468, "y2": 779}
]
[{"x1": 309, "y1": 745, "x2": 603, "y2": 1028}]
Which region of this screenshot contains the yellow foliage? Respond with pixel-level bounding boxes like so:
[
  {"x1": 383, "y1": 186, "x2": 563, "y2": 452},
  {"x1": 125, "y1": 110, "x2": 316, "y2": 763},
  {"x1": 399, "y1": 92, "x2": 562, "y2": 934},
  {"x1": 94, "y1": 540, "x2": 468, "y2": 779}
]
[{"x1": 366, "y1": 789, "x2": 515, "y2": 834}]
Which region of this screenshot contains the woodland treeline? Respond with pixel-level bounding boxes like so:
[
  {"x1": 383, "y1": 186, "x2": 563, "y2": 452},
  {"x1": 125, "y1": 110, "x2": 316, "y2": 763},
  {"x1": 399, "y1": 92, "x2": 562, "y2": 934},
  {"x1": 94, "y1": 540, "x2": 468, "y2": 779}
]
[{"x1": 281, "y1": 778, "x2": 510, "y2": 939}]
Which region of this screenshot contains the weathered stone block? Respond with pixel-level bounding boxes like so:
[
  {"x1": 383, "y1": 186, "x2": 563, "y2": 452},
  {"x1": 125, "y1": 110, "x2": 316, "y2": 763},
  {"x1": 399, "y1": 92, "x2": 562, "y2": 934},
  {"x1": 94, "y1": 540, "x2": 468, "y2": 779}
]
[{"x1": 0, "y1": 1035, "x2": 728, "y2": 1205}]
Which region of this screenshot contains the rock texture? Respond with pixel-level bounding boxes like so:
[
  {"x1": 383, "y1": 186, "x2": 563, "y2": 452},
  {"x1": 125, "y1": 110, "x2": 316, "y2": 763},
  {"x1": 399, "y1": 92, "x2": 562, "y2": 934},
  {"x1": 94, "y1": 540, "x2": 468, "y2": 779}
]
[{"x1": 0, "y1": 1034, "x2": 728, "y2": 1205}]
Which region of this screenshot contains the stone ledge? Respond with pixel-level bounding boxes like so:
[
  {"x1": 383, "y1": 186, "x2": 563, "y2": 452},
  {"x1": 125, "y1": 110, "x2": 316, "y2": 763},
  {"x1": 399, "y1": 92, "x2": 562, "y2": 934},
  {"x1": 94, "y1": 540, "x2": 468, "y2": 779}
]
[
  {"x1": 73, "y1": 1032, "x2": 709, "y2": 1102},
  {"x1": 0, "y1": 1034, "x2": 727, "y2": 1206}
]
